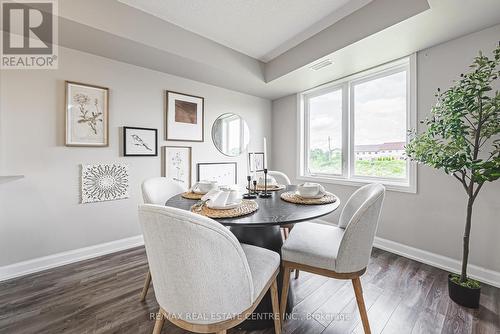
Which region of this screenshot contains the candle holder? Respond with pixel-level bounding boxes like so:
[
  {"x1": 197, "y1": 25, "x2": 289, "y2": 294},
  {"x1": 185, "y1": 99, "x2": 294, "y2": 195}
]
[
  {"x1": 243, "y1": 175, "x2": 257, "y2": 199},
  {"x1": 252, "y1": 180, "x2": 258, "y2": 195},
  {"x1": 259, "y1": 168, "x2": 272, "y2": 198}
]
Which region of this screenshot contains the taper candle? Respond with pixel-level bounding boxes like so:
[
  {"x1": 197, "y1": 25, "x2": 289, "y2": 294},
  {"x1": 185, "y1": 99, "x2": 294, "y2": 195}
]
[{"x1": 263, "y1": 137, "x2": 268, "y2": 169}]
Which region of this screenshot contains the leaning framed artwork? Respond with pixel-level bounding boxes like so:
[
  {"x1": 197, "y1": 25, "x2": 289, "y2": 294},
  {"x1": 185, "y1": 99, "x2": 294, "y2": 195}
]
[
  {"x1": 163, "y1": 146, "x2": 192, "y2": 189},
  {"x1": 248, "y1": 152, "x2": 265, "y2": 172},
  {"x1": 123, "y1": 127, "x2": 158, "y2": 156},
  {"x1": 65, "y1": 81, "x2": 109, "y2": 147},
  {"x1": 165, "y1": 90, "x2": 204, "y2": 142},
  {"x1": 197, "y1": 162, "x2": 237, "y2": 185}
]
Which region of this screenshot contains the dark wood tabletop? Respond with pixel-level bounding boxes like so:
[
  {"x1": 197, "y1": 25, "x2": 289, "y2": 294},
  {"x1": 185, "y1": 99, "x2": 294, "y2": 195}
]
[{"x1": 165, "y1": 185, "x2": 340, "y2": 227}]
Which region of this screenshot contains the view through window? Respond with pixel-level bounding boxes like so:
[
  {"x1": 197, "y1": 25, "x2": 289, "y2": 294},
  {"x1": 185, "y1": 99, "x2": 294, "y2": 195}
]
[
  {"x1": 353, "y1": 70, "x2": 407, "y2": 178},
  {"x1": 307, "y1": 89, "x2": 343, "y2": 175},
  {"x1": 302, "y1": 59, "x2": 413, "y2": 188}
]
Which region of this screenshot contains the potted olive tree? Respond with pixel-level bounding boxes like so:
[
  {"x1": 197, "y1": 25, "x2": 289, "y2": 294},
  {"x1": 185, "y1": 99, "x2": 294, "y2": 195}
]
[{"x1": 406, "y1": 44, "x2": 499, "y2": 308}]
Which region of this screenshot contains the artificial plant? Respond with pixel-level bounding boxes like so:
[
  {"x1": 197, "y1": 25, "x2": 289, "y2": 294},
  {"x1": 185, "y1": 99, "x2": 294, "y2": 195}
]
[{"x1": 406, "y1": 44, "x2": 500, "y2": 285}]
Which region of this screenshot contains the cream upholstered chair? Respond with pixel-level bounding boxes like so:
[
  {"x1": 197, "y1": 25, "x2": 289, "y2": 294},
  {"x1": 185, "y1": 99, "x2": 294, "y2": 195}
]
[
  {"x1": 139, "y1": 205, "x2": 282, "y2": 334},
  {"x1": 268, "y1": 170, "x2": 302, "y2": 279},
  {"x1": 268, "y1": 170, "x2": 291, "y2": 186},
  {"x1": 280, "y1": 184, "x2": 385, "y2": 334},
  {"x1": 139, "y1": 177, "x2": 185, "y2": 302}
]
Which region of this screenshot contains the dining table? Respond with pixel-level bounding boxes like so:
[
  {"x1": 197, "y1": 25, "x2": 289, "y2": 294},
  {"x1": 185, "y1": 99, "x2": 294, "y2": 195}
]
[{"x1": 165, "y1": 184, "x2": 340, "y2": 330}]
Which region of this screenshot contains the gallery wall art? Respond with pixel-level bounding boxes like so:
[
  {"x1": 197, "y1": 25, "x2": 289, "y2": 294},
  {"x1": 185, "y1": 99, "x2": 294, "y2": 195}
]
[
  {"x1": 197, "y1": 162, "x2": 237, "y2": 185},
  {"x1": 123, "y1": 127, "x2": 158, "y2": 156},
  {"x1": 81, "y1": 163, "x2": 129, "y2": 203},
  {"x1": 166, "y1": 91, "x2": 204, "y2": 142},
  {"x1": 163, "y1": 146, "x2": 192, "y2": 189},
  {"x1": 65, "y1": 81, "x2": 109, "y2": 147}
]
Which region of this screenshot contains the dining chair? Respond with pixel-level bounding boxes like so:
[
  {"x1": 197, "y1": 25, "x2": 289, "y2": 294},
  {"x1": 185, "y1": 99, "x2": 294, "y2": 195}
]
[
  {"x1": 140, "y1": 177, "x2": 185, "y2": 302},
  {"x1": 279, "y1": 183, "x2": 385, "y2": 334},
  {"x1": 139, "y1": 204, "x2": 282, "y2": 334},
  {"x1": 268, "y1": 170, "x2": 301, "y2": 279}
]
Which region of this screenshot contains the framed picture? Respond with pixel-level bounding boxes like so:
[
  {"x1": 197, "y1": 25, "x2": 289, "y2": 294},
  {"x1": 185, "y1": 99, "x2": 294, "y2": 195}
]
[
  {"x1": 123, "y1": 127, "x2": 158, "y2": 156},
  {"x1": 166, "y1": 90, "x2": 204, "y2": 142},
  {"x1": 65, "y1": 81, "x2": 109, "y2": 147},
  {"x1": 249, "y1": 152, "x2": 265, "y2": 172},
  {"x1": 163, "y1": 146, "x2": 192, "y2": 188},
  {"x1": 81, "y1": 163, "x2": 129, "y2": 204},
  {"x1": 197, "y1": 162, "x2": 237, "y2": 185}
]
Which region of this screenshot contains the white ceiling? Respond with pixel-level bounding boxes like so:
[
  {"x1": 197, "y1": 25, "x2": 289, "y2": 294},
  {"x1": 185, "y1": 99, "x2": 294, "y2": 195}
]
[{"x1": 117, "y1": 0, "x2": 372, "y2": 62}]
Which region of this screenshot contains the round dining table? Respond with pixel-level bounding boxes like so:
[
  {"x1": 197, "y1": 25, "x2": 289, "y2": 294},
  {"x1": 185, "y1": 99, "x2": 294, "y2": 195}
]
[{"x1": 165, "y1": 185, "x2": 340, "y2": 330}]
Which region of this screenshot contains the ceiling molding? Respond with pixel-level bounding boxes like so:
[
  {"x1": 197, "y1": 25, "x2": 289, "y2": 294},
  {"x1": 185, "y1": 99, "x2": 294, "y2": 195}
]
[
  {"x1": 29, "y1": 0, "x2": 500, "y2": 100},
  {"x1": 264, "y1": 0, "x2": 430, "y2": 82}
]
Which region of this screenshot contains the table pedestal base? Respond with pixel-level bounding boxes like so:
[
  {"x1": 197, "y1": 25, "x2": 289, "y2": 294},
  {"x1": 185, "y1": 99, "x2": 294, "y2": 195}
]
[{"x1": 230, "y1": 225, "x2": 294, "y2": 330}]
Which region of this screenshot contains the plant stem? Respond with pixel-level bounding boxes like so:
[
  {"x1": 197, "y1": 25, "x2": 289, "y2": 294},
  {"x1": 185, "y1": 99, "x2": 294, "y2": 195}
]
[{"x1": 461, "y1": 194, "x2": 474, "y2": 282}]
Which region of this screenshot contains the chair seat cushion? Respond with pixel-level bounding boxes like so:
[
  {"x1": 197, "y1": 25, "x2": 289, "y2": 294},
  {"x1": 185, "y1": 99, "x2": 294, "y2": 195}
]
[
  {"x1": 282, "y1": 222, "x2": 344, "y2": 271},
  {"x1": 241, "y1": 244, "x2": 280, "y2": 301}
]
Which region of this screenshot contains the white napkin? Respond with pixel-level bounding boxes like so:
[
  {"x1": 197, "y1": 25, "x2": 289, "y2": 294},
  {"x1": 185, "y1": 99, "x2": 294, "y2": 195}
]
[{"x1": 201, "y1": 189, "x2": 239, "y2": 207}]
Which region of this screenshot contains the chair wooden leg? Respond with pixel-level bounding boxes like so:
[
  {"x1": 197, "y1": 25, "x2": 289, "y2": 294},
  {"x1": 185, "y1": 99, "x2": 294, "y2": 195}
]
[
  {"x1": 140, "y1": 270, "x2": 152, "y2": 302},
  {"x1": 270, "y1": 278, "x2": 282, "y2": 334},
  {"x1": 280, "y1": 265, "x2": 292, "y2": 324},
  {"x1": 152, "y1": 309, "x2": 165, "y2": 334},
  {"x1": 283, "y1": 227, "x2": 289, "y2": 239},
  {"x1": 352, "y1": 277, "x2": 371, "y2": 334},
  {"x1": 294, "y1": 269, "x2": 300, "y2": 279}
]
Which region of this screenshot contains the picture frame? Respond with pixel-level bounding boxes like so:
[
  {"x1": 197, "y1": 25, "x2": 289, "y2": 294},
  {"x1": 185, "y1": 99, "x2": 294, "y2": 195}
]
[
  {"x1": 81, "y1": 163, "x2": 129, "y2": 204},
  {"x1": 163, "y1": 146, "x2": 192, "y2": 189},
  {"x1": 197, "y1": 162, "x2": 237, "y2": 185},
  {"x1": 65, "y1": 81, "x2": 109, "y2": 147},
  {"x1": 166, "y1": 90, "x2": 204, "y2": 142},
  {"x1": 249, "y1": 152, "x2": 265, "y2": 172},
  {"x1": 123, "y1": 127, "x2": 158, "y2": 156}
]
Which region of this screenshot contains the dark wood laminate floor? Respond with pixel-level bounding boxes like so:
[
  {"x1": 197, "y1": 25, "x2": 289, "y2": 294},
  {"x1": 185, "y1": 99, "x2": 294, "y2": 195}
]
[{"x1": 1, "y1": 247, "x2": 499, "y2": 334}]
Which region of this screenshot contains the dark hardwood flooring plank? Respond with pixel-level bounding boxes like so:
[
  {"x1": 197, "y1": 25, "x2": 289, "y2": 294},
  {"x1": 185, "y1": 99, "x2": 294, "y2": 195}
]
[{"x1": 0, "y1": 247, "x2": 498, "y2": 334}]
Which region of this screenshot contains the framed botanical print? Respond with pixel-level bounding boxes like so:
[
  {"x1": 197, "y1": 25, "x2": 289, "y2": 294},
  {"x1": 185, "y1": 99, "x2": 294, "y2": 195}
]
[
  {"x1": 163, "y1": 146, "x2": 192, "y2": 188},
  {"x1": 166, "y1": 91, "x2": 204, "y2": 142},
  {"x1": 197, "y1": 162, "x2": 237, "y2": 185},
  {"x1": 123, "y1": 127, "x2": 158, "y2": 156},
  {"x1": 249, "y1": 152, "x2": 265, "y2": 172},
  {"x1": 65, "y1": 81, "x2": 109, "y2": 147}
]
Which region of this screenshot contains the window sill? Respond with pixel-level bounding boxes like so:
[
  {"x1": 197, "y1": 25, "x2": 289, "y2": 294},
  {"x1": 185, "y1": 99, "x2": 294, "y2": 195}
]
[{"x1": 296, "y1": 175, "x2": 416, "y2": 194}]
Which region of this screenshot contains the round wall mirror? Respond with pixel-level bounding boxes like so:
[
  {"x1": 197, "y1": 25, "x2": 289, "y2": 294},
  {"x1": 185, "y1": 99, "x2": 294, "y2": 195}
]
[{"x1": 212, "y1": 113, "x2": 250, "y2": 157}]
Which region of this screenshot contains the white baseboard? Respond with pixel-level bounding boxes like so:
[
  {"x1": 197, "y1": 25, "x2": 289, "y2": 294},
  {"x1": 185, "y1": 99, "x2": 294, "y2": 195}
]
[
  {"x1": 0, "y1": 235, "x2": 144, "y2": 282},
  {"x1": 373, "y1": 236, "x2": 500, "y2": 288},
  {"x1": 2, "y1": 228, "x2": 499, "y2": 289},
  {"x1": 315, "y1": 219, "x2": 500, "y2": 288}
]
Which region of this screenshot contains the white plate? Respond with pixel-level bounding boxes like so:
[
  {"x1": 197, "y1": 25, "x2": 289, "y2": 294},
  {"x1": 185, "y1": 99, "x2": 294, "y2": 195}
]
[
  {"x1": 192, "y1": 189, "x2": 208, "y2": 195},
  {"x1": 295, "y1": 191, "x2": 325, "y2": 199},
  {"x1": 206, "y1": 200, "x2": 242, "y2": 210}
]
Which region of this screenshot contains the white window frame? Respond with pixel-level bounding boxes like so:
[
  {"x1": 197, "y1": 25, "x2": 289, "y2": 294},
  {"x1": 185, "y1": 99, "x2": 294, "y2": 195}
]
[{"x1": 297, "y1": 55, "x2": 417, "y2": 193}]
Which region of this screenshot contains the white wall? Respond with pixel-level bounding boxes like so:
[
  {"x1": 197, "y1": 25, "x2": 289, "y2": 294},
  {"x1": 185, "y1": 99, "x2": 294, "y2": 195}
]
[
  {"x1": 0, "y1": 46, "x2": 271, "y2": 266},
  {"x1": 272, "y1": 25, "x2": 500, "y2": 273}
]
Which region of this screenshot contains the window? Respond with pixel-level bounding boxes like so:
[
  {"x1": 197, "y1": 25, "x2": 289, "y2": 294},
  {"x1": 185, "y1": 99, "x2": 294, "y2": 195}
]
[{"x1": 298, "y1": 56, "x2": 416, "y2": 192}]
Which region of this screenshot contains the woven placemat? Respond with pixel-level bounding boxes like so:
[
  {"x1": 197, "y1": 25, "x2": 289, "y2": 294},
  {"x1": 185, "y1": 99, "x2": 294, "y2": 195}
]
[
  {"x1": 181, "y1": 192, "x2": 204, "y2": 200},
  {"x1": 281, "y1": 191, "x2": 337, "y2": 205},
  {"x1": 191, "y1": 200, "x2": 258, "y2": 218},
  {"x1": 247, "y1": 184, "x2": 286, "y2": 192}
]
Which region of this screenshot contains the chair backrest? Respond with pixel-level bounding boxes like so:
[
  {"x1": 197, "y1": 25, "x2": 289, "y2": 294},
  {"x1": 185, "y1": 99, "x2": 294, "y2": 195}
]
[
  {"x1": 268, "y1": 170, "x2": 291, "y2": 185},
  {"x1": 335, "y1": 183, "x2": 385, "y2": 273},
  {"x1": 141, "y1": 177, "x2": 185, "y2": 205},
  {"x1": 138, "y1": 204, "x2": 254, "y2": 324}
]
